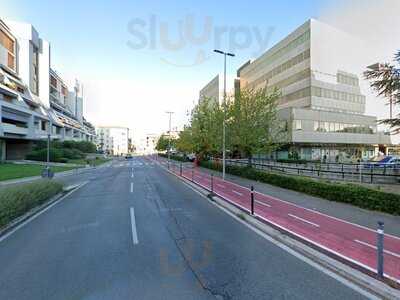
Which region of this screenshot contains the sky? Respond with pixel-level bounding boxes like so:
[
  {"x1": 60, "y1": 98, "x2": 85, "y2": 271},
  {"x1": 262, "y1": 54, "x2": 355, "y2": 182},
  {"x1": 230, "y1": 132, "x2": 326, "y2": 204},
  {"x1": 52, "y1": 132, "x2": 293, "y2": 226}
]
[{"x1": 1, "y1": 0, "x2": 399, "y2": 143}]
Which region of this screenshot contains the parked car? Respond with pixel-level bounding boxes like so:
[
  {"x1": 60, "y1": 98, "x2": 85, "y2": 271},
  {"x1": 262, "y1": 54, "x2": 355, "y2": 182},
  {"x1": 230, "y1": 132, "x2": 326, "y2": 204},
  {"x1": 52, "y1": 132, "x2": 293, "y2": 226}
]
[
  {"x1": 186, "y1": 153, "x2": 196, "y2": 162},
  {"x1": 364, "y1": 155, "x2": 400, "y2": 169}
]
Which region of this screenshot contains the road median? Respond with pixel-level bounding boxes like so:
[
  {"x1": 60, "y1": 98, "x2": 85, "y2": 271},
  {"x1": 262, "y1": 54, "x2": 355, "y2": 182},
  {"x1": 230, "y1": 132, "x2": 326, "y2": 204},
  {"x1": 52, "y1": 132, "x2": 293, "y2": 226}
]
[{"x1": 0, "y1": 180, "x2": 87, "y2": 239}]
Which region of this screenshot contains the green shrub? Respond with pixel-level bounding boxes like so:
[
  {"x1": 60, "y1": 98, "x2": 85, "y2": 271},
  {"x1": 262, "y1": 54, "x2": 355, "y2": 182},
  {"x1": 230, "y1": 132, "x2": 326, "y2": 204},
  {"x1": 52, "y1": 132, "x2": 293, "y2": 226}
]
[
  {"x1": 0, "y1": 180, "x2": 63, "y2": 228},
  {"x1": 200, "y1": 160, "x2": 400, "y2": 215},
  {"x1": 159, "y1": 153, "x2": 188, "y2": 162},
  {"x1": 61, "y1": 148, "x2": 85, "y2": 159},
  {"x1": 26, "y1": 149, "x2": 65, "y2": 163}
]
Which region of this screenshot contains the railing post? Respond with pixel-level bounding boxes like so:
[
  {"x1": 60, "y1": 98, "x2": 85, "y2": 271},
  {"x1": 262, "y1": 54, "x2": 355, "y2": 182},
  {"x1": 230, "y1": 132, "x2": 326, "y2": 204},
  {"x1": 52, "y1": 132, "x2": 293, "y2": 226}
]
[
  {"x1": 211, "y1": 173, "x2": 214, "y2": 194},
  {"x1": 250, "y1": 185, "x2": 254, "y2": 215},
  {"x1": 371, "y1": 166, "x2": 374, "y2": 184},
  {"x1": 377, "y1": 221, "x2": 384, "y2": 279}
]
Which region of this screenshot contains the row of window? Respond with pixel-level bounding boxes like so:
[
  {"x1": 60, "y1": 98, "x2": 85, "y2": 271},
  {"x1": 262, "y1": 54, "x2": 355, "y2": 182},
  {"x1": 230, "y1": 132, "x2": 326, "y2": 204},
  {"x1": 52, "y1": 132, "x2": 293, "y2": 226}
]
[
  {"x1": 337, "y1": 73, "x2": 359, "y2": 87},
  {"x1": 280, "y1": 86, "x2": 366, "y2": 107},
  {"x1": 247, "y1": 49, "x2": 310, "y2": 89},
  {"x1": 313, "y1": 121, "x2": 376, "y2": 134},
  {"x1": 246, "y1": 30, "x2": 310, "y2": 76},
  {"x1": 312, "y1": 86, "x2": 365, "y2": 104}
]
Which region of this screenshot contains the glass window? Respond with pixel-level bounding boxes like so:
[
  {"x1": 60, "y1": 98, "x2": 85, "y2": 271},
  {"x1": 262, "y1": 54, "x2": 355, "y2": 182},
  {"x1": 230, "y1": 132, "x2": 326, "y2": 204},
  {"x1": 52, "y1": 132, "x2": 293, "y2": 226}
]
[
  {"x1": 314, "y1": 121, "x2": 319, "y2": 132},
  {"x1": 294, "y1": 120, "x2": 302, "y2": 131},
  {"x1": 329, "y1": 122, "x2": 335, "y2": 132}
]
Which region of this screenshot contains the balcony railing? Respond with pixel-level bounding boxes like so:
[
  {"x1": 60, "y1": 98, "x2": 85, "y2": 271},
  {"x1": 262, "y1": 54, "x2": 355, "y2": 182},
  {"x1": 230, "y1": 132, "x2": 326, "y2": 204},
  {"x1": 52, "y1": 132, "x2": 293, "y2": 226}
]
[{"x1": 2, "y1": 123, "x2": 28, "y2": 135}]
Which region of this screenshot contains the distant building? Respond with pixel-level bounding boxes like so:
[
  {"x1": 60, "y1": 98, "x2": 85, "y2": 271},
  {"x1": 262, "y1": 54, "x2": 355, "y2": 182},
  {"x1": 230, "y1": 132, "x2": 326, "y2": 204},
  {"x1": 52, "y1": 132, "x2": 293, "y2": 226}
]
[{"x1": 96, "y1": 126, "x2": 130, "y2": 155}]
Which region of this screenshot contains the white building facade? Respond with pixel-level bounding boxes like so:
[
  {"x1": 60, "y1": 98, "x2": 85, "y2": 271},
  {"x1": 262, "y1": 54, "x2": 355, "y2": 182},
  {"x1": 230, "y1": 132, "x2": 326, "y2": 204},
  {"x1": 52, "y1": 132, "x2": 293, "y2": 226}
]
[
  {"x1": 236, "y1": 19, "x2": 391, "y2": 162},
  {"x1": 0, "y1": 19, "x2": 95, "y2": 160},
  {"x1": 96, "y1": 127, "x2": 130, "y2": 156}
]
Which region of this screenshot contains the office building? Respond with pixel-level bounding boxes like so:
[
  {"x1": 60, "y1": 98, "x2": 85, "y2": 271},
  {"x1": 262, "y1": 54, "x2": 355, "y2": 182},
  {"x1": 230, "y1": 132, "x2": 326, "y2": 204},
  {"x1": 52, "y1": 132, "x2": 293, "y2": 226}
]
[{"x1": 234, "y1": 19, "x2": 391, "y2": 161}]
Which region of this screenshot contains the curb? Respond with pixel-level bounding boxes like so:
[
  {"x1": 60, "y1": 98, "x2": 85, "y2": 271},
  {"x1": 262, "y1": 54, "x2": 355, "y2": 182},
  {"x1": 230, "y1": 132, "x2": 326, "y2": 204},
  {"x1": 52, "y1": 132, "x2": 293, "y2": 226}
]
[
  {"x1": 0, "y1": 182, "x2": 88, "y2": 240},
  {"x1": 156, "y1": 160, "x2": 400, "y2": 300}
]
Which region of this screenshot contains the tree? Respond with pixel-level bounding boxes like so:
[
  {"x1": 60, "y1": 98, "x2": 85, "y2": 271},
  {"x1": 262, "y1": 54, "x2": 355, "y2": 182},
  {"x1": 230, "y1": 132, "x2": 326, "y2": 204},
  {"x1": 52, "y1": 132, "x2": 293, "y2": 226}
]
[
  {"x1": 176, "y1": 126, "x2": 194, "y2": 154},
  {"x1": 190, "y1": 97, "x2": 224, "y2": 159},
  {"x1": 364, "y1": 50, "x2": 400, "y2": 133},
  {"x1": 156, "y1": 134, "x2": 175, "y2": 152},
  {"x1": 227, "y1": 86, "x2": 284, "y2": 164}
]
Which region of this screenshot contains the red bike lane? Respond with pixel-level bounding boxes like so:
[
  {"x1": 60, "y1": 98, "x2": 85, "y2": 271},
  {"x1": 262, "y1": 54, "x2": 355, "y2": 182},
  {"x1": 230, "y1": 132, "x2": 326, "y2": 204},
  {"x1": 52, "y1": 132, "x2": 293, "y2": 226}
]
[{"x1": 154, "y1": 157, "x2": 400, "y2": 282}]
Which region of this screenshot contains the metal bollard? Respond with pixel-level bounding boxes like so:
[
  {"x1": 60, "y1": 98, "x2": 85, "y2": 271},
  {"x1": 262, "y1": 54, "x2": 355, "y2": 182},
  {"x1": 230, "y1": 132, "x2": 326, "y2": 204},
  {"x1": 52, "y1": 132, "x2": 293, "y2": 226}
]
[
  {"x1": 180, "y1": 163, "x2": 182, "y2": 176},
  {"x1": 211, "y1": 174, "x2": 214, "y2": 193},
  {"x1": 250, "y1": 185, "x2": 254, "y2": 215},
  {"x1": 377, "y1": 221, "x2": 384, "y2": 278},
  {"x1": 192, "y1": 169, "x2": 194, "y2": 182}
]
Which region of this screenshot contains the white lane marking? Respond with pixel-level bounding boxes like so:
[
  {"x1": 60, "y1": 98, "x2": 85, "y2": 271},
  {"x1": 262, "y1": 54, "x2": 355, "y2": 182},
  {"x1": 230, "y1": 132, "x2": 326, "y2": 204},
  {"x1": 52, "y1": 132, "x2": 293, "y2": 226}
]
[
  {"x1": 130, "y1": 207, "x2": 139, "y2": 245},
  {"x1": 217, "y1": 184, "x2": 225, "y2": 188},
  {"x1": 0, "y1": 181, "x2": 89, "y2": 243},
  {"x1": 232, "y1": 190, "x2": 243, "y2": 196},
  {"x1": 130, "y1": 182, "x2": 133, "y2": 193},
  {"x1": 288, "y1": 214, "x2": 320, "y2": 228},
  {"x1": 255, "y1": 200, "x2": 271, "y2": 208},
  {"x1": 354, "y1": 239, "x2": 400, "y2": 259}
]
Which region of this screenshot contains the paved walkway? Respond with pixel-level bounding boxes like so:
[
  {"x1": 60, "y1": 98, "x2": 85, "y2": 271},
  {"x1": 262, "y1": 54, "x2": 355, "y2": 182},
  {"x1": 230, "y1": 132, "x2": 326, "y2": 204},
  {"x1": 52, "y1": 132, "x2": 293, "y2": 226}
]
[{"x1": 156, "y1": 157, "x2": 400, "y2": 283}]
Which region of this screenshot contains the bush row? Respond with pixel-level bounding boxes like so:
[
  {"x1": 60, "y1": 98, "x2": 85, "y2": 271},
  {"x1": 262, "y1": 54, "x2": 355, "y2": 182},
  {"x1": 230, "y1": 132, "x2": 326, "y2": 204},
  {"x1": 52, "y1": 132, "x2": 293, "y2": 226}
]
[
  {"x1": 158, "y1": 153, "x2": 189, "y2": 162},
  {"x1": 26, "y1": 148, "x2": 85, "y2": 163},
  {"x1": 0, "y1": 180, "x2": 64, "y2": 229},
  {"x1": 33, "y1": 140, "x2": 97, "y2": 153},
  {"x1": 200, "y1": 160, "x2": 400, "y2": 215}
]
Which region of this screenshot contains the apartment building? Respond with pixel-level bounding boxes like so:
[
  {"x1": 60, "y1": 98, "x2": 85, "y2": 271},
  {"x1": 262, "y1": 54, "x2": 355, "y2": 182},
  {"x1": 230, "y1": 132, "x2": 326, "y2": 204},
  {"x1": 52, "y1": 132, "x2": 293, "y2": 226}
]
[
  {"x1": 0, "y1": 19, "x2": 95, "y2": 160},
  {"x1": 96, "y1": 127, "x2": 131, "y2": 156},
  {"x1": 235, "y1": 19, "x2": 391, "y2": 161}
]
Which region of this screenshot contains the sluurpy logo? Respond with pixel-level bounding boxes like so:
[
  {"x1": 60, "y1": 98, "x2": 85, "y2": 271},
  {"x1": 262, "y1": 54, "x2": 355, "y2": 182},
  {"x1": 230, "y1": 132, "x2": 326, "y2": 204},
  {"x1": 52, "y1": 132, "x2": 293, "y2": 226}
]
[{"x1": 127, "y1": 14, "x2": 274, "y2": 67}]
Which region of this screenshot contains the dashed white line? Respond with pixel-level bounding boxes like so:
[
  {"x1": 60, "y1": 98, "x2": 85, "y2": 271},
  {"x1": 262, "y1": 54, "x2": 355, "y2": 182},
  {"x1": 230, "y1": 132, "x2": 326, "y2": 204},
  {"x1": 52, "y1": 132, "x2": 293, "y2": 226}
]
[
  {"x1": 255, "y1": 200, "x2": 271, "y2": 208},
  {"x1": 232, "y1": 190, "x2": 243, "y2": 196},
  {"x1": 354, "y1": 239, "x2": 400, "y2": 258},
  {"x1": 130, "y1": 207, "x2": 139, "y2": 245},
  {"x1": 130, "y1": 182, "x2": 133, "y2": 193},
  {"x1": 288, "y1": 214, "x2": 320, "y2": 227}
]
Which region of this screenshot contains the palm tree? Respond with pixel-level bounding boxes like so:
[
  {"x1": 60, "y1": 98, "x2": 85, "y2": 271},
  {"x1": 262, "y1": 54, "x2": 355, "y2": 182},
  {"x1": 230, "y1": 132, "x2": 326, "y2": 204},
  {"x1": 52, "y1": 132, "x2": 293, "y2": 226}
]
[{"x1": 364, "y1": 50, "x2": 400, "y2": 133}]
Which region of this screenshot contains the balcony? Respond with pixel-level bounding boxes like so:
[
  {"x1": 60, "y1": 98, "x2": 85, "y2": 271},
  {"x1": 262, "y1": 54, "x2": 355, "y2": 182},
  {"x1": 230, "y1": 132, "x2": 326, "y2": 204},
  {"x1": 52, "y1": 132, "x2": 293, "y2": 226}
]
[{"x1": 2, "y1": 122, "x2": 28, "y2": 135}]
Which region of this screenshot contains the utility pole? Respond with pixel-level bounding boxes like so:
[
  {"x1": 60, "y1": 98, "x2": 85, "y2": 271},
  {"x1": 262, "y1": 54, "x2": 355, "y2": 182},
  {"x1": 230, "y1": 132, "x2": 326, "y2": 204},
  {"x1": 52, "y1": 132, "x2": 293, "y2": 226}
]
[
  {"x1": 166, "y1": 111, "x2": 174, "y2": 162},
  {"x1": 214, "y1": 49, "x2": 235, "y2": 180}
]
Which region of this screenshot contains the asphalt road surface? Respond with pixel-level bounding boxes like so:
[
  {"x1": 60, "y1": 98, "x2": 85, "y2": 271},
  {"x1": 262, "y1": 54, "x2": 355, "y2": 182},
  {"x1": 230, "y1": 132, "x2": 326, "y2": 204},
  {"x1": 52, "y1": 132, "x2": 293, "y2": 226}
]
[{"x1": 0, "y1": 157, "x2": 374, "y2": 299}]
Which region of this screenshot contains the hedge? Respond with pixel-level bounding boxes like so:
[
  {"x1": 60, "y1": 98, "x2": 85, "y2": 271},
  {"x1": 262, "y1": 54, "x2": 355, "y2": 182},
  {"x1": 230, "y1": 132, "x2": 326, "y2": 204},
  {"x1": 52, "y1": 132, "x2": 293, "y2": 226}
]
[
  {"x1": 26, "y1": 148, "x2": 85, "y2": 163},
  {"x1": 26, "y1": 149, "x2": 67, "y2": 163},
  {"x1": 200, "y1": 160, "x2": 400, "y2": 215},
  {"x1": 159, "y1": 153, "x2": 189, "y2": 162},
  {"x1": 0, "y1": 180, "x2": 64, "y2": 229}
]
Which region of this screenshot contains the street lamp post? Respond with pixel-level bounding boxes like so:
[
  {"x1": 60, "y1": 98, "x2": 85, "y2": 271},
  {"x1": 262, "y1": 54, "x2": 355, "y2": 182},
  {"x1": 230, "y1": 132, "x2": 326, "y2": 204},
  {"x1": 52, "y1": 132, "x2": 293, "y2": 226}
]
[{"x1": 214, "y1": 49, "x2": 235, "y2": 180}]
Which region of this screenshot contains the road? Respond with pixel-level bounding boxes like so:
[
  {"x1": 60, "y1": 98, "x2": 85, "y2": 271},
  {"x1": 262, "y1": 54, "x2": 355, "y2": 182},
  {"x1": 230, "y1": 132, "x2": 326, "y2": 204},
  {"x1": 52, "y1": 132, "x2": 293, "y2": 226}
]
[
  {"x1": 0, "y1": 157, "x2": 373, "y2": 299},
  {"x1": 162, "y1": 157, "x2": 400, "y2": 283}
]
